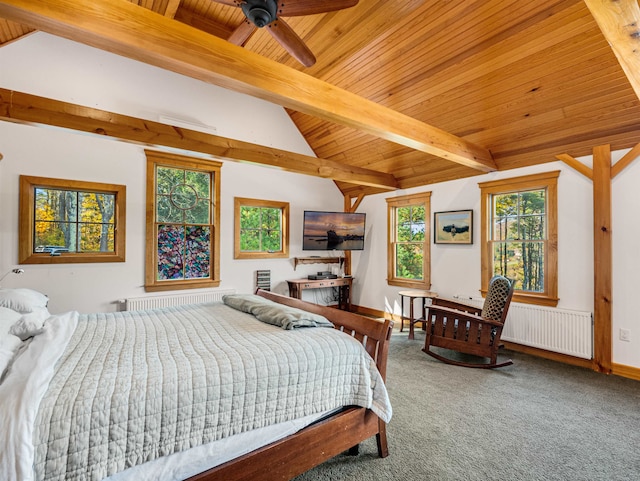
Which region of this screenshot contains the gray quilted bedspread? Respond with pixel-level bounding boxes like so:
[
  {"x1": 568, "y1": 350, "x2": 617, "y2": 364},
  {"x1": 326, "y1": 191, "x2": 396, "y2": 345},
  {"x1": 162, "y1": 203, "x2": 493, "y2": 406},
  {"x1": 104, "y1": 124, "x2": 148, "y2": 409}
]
[{"x1": 32, "y1": 302, "x2": 390, "y2": 481}]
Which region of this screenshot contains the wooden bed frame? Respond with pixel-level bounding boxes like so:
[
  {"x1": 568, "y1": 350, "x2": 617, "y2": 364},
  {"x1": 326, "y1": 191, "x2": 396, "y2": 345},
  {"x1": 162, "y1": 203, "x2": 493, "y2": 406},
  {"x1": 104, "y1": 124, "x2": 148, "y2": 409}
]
[{"x1": 185, "y1": 289, "x2": 394, "y2": 481}]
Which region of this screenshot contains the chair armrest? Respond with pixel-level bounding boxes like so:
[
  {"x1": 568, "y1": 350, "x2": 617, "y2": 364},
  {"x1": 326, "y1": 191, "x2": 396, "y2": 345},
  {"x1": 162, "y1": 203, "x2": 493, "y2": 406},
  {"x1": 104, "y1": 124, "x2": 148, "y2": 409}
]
[
  {"x1": 427, "y1": 304, "x2": 504, "y2": 328},
  {"x1": 431, "y1": 298, "x2": 482, "y2": 316}
]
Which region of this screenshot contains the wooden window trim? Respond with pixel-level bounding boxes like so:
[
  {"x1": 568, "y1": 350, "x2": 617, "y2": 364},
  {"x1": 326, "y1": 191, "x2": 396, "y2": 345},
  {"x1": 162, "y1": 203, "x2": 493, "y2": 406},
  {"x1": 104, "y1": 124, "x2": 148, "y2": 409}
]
[
  {"x1": 234, "y1": 197, "x2": 289, "y2": 260},
  {"x1": 145, "y1": 150, "x2": 221, "y2": 292},
  {"x1": 478, "y1": 171, "x2": 559, "y2": 307},
  {"x1": 19, "y1": 175, "x2": 126, "y2": 264},
  {"x1": 386, "y1": 191, "x2": 432, "y2": 289}
]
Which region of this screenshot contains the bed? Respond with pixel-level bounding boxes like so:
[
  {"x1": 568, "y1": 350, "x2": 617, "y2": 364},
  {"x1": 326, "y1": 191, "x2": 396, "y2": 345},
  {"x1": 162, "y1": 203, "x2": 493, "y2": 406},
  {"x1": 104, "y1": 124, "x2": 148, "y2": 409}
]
[{"x1": 0, "y1": 288, "x2": 393, "y2": 481}]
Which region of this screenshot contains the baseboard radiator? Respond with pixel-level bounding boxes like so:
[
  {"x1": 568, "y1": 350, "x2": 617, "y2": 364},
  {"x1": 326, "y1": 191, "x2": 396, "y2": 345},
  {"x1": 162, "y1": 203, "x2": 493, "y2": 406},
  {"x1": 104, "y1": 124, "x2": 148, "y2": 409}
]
[
  {"x1": 122, "y1": 288, "x2": 236, "y2": 311},
  {"x1": 453, "y1": 296, "x2": 593, "y2": 359}
]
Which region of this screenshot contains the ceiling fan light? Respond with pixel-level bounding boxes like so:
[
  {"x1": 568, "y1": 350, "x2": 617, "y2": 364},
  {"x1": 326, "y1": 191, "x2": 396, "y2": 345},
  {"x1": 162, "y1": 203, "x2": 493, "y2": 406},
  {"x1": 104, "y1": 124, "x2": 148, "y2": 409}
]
[
  {"x1": 247, "y1": 7, "x2": 272, "y2": 27},
  {"x1": 241, "y1": 0, "x2": 278, "y2": 28}
]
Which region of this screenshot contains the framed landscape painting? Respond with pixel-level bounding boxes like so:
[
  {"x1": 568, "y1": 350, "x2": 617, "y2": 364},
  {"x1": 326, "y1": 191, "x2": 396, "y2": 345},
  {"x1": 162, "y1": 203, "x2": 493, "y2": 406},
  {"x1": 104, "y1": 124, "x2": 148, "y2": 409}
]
[{"x1": 434, "y1": 210, "x2": 473, "y2": 244}]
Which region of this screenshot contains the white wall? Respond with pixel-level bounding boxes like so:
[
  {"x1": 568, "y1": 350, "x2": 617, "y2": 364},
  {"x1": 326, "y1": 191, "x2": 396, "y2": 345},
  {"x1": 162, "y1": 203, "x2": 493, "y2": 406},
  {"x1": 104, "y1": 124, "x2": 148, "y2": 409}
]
[
  {"x1": 0, "y1": 33, "x2": 343, "y2": 313},
  {"x1": 353, "y1": 162, "x2": 593, "y2": 311}
]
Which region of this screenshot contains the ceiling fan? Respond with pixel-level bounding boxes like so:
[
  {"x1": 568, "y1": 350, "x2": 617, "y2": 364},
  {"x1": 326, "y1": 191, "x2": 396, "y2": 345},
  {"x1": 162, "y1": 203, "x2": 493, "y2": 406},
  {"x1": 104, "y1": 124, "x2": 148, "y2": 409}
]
[{"x1": 212, "y1": 0, "x2": 359, "y2": 67}]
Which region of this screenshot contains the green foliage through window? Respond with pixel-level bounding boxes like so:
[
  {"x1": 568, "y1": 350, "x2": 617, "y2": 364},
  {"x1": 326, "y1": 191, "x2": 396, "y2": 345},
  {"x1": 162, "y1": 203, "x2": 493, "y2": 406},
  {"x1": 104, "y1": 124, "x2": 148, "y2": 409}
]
[
  {"x1": 239, "y1": 206, "x2": 282, "y2": 253},
  {"x1": 234, "y1": 197, "x2": 289, "y2": 259},
  {"x1": 491, "y1": 189, "x2": 546, "y2": 292},
  {"x1": 395, "y1": 205, "x2": 425, "y2": 280}
]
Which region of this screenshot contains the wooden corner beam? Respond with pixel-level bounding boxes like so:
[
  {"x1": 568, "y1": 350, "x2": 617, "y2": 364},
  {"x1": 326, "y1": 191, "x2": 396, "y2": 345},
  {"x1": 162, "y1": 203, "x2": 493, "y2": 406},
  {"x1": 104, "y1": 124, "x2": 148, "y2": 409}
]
[
  {"x1": 555, "y1": 153, "x2": 593, "y2": 179},
  {"x1": 611, "y1": 142, "x2": 640, "y2": 179}
]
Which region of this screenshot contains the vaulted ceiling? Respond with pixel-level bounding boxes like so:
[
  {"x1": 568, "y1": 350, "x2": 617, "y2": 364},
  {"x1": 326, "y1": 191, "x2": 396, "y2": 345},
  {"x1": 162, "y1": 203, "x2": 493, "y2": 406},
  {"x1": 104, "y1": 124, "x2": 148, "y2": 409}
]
[{"x1": 1, "y1": 0, "x2": 639, "y2": 197}]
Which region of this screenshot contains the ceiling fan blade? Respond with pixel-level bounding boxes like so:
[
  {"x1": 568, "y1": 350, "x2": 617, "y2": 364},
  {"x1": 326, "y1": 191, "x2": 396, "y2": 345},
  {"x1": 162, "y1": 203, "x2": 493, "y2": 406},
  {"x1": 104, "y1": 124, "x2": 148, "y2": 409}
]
[
  {"x1": 209, "y1": 0, "x2": 240, "y2": 6},
  {"x1": 279, "y1": 0, "x2": 358, "y2": 17},
  {"x1": 268, "y1": 18, "x2": 316, "y2": 67},
  {"x1": 227, "y1": 20, "x2": 257, "y2": 46}
]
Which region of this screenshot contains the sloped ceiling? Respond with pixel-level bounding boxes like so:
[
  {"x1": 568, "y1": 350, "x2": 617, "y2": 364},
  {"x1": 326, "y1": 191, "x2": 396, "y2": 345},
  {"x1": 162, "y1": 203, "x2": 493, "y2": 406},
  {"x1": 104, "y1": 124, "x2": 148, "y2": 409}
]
[{"x1": 1, "y1": 0, "x2": 640, "y2": 196}]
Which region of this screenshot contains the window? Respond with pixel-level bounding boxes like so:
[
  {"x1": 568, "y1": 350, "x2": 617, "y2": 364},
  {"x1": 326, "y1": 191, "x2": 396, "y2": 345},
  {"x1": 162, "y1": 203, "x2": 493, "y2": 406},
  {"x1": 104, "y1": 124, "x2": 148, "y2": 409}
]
[
  {"x1": 386, "y1": 192, "x2": 431, "y2": 288},
  {"x1": 234, "y1": 197, "x2": 289, "y2": 259},
  {"x1": 479, "y1": 171, "x2": 559, "y2": 306},
  {"x1": 19, "y1": 175, "x2": 125, "y2": 264},
  {"x1": 145, "y1": 151, "x2": 221, "y2": 292}
]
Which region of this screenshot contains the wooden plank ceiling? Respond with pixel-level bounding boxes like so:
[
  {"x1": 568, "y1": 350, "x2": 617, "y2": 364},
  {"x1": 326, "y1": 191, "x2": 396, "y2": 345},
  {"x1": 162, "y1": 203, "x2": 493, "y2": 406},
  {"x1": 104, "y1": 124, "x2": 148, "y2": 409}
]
[{"x1": 1, "y1": 0, "x2": 639, "y2": 197}]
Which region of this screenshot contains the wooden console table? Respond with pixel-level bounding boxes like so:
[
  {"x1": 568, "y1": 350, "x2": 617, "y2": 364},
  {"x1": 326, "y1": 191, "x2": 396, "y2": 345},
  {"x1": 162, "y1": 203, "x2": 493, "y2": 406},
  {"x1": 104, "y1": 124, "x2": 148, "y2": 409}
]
[{"x1": 287, "y1": 277, "x2": 353, "y2": 311}]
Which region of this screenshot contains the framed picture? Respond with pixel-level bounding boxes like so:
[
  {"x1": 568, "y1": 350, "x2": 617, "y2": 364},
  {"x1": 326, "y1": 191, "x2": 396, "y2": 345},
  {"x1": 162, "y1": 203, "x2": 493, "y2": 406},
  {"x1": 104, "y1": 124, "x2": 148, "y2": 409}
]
[{"x1": 434, "y1": 209, "x2": 473, "y2": 244}]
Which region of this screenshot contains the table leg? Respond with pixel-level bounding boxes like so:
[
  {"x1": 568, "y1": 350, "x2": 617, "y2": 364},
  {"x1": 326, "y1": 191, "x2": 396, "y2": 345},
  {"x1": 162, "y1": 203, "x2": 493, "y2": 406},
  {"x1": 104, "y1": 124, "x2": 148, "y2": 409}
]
[{"x1": 408, "y1": 297, "x2": 415, "y2": 340}]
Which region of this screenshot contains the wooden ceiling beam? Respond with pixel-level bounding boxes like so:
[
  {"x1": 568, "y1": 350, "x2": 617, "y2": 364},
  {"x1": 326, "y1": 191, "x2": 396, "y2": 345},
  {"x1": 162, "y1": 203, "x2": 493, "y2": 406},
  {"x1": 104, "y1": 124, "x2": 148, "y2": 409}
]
[
  {"x1": 584, "y1": 0, "x2": 640, "y2": 101},
  {"x1": 0, "y1": 89, "x2": 398, "y2": 190},
  {"x1": 0, "y1": 0, "x2": 497, "y2": 173}
]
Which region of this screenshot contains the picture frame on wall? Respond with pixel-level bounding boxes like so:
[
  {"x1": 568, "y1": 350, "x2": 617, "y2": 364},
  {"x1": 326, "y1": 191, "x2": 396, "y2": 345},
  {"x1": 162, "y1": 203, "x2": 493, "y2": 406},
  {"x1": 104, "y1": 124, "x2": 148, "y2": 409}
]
[{"x1": 434, "y1": 209, "x2": 473, "y2": 244}]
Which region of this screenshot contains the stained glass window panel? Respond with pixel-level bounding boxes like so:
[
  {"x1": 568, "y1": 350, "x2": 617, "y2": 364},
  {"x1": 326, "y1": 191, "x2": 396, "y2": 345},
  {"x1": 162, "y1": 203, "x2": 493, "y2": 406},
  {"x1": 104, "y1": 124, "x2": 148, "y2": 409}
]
[
  {"x1": 185, "y1": 226, "x2": 211, "y2": 279},
  {"x1": 157, "y1": 224, "x2": 185, "y2": 280}
]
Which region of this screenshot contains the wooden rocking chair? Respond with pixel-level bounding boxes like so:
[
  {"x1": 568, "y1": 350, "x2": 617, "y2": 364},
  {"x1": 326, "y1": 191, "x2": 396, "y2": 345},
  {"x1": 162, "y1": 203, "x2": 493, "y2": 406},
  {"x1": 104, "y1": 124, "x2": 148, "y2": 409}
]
[{"x1": 422, "y1": 275, "x2": 515, "y2": 368}]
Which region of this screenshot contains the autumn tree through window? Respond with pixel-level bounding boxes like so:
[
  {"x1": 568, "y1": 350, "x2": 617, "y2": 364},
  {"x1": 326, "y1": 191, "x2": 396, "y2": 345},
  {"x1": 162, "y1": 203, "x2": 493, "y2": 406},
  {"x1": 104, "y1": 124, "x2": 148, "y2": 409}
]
[{"x1": 19, "y1": 176, "x2": 126, "y2": 264}]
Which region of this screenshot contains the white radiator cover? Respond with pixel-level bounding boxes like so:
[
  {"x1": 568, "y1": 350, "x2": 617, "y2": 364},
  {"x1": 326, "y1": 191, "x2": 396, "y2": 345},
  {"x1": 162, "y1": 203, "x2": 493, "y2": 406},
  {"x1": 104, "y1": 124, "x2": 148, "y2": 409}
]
[
  {"x1": 123, "y1": 288, "x2": 236, "y2": 311},
  {"x1": 453, "y1": 296, "x2": 593, "y2": 359}
]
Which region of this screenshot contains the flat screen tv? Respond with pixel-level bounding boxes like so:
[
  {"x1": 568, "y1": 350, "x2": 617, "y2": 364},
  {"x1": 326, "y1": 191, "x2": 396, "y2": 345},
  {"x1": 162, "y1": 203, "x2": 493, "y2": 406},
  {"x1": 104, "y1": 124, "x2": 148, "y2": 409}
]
[{"x1": 303, "y1": 211, "x2": 366, "y2": 251}]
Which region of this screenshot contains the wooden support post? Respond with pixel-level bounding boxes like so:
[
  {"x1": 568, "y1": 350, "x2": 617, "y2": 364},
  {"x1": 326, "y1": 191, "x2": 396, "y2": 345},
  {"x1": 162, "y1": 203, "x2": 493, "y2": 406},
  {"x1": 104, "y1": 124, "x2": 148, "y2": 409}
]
[{"x1": 593, "y1": 144, "x2": 613, "y2": 373}]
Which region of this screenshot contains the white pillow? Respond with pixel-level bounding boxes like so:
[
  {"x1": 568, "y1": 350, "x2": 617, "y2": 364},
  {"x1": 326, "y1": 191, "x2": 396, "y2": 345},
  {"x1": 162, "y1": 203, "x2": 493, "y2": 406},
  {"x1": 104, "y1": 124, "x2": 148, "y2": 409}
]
[
  {"x1": 0, "y1": 288, "x2": 49, "y2": 313},
  {"x1": 8, "y1": 307, "x2": 50, "y2": 341},
  {"x1": 0, "y1": 306, "x2": 22, "y2": 338}
]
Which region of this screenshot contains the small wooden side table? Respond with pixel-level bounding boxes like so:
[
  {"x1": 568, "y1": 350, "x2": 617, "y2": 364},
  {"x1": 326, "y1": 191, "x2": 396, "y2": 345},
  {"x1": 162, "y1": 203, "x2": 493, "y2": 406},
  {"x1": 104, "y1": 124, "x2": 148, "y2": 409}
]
[{"x1": 398, "y1": 290, "x2": 438, "y2": 340}]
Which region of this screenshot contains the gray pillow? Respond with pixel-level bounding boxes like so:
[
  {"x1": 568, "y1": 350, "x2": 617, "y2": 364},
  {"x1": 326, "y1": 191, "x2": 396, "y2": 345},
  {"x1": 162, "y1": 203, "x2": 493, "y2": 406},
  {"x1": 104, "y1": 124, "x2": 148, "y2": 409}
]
[{"x1": 223, "y1": 294, "x2": 334, "y2": 330}]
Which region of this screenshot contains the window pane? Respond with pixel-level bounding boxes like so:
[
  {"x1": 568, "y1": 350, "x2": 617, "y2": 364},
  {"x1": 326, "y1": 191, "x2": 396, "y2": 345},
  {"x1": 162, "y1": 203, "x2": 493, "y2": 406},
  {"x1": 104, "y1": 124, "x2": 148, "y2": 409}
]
[
  {"x1": 240, "y1": 230, "x2": 260, "y2": 251},
  {"x1": 79, "y1": 192, "x2": 115, "y2": 223},
  {"x1": 79, "y1": 224, "x2": 114, "y2": 252},
  {"x1": 396, "y1": 243, "x2": 424, "y2": 280},
  {"x1": 157, "y1": 167, "x2": 183, "y2": 195},
  {"x1": 520, "y1": 190, "x2": 545, "y2": 215},
  {"x1": 185, "y1": 226, "x2": 210, "y2": 279},
  {"x1": 493, "y1": 241, "x2": 544, "y2": 293},
  {"x1": 241, "y1": 206, "x2": 261, "y2": 229},
  {"x1": 34, "y1": 221, "x2": 77, "y2": 253},
  {"x1": 186, "y1": 170, "x2": 210, "y2": 198},
  {"x1": 157, "y1": 195, "x2": 183, "y2": 223},
  {"x1": 263, "y1": 230, "x2": 281, "y2": 252},
  {"x1": 157, "y1": 224, "x2": 185, "y2": 280},
  {"x1": 35, "y1": 188, "x2": 78, "y2": 222},
  {"x1": 411, "y1": 221, "x2": 425, "y2": 242},
  {"x1": 397, "y1": 206, "x2": 411, "y2": 224},
  {"x1": 185, "y1": 198, "x2": 210, "y2": 224},
  {"x1": 493, "y1": 216, "x2": 517, "y2": 240},
  {"x1": 262, "y1": 208, "x2": 280, "y2": 230},
  {"x1": 520, "y1": 214, "x2": 545, "y2": 240},
  {"x1": 494, "y1": 193, "x2": 518, "y2": 217},
  {"x1": 411, "y1": 205, "x2": 425, "y2": 223},
  {"x1": 397, "y1": 223, "x2": 412, "y2": 242}
]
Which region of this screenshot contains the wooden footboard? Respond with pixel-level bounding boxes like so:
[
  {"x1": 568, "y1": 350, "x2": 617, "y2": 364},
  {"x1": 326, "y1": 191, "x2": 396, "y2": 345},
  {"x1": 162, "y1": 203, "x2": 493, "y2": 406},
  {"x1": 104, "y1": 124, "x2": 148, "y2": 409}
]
[{"x1": 185, "y1": 289, "x2": 393, "y2": 481}]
